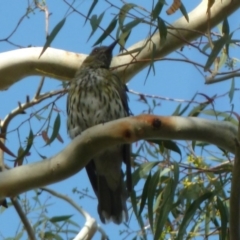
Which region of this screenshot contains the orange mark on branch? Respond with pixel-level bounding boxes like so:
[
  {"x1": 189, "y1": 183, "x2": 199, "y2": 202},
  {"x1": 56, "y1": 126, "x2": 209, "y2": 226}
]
[
  {"x1": 124, "y1": 129, "x2": 132, "y2": 139},
  {"x1": 152, "y1": 118, "x2": 161, "y2": 128}
]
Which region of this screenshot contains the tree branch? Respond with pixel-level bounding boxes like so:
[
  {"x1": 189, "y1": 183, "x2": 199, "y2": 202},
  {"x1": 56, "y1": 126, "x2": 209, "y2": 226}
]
[
  {"x1": 0, "y1": 0, "x2": 239, "y2": 90},
  {"x1": 0, "y1": 114, "x2": 237, "y2": 199},
  {"x1": 11, "y1": 197, "x2": 36, "y2": 240},
  {"x1": 41, "y1": 187, "x2": 106, "y2": 240},
  {"x1": 230, "y1": 121, "x2": 240, "y2": 239}
]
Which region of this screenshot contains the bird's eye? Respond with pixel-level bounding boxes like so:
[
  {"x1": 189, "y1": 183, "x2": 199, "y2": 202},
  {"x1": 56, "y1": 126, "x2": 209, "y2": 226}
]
[{"x1": 93, "y1": 48, "x2": 99, "y2": 53}]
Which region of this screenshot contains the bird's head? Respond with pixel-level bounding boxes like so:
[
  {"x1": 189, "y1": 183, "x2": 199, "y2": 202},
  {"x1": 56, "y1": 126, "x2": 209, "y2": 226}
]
[{"x1": 83, "y1": 39, "x2": 118, "y2": 69}]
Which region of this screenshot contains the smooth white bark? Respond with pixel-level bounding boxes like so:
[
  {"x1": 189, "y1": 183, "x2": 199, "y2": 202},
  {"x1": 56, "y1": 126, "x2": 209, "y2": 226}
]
[
  {"x1": 0, "y1": 0, "x2": 239, "y2": 90},
  {"x1": 0, "y1": 115, "x2": 236, "y2": 198}
]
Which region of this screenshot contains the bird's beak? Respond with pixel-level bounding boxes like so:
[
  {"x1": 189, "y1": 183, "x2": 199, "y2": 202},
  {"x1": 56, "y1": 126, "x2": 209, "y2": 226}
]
[{"x1": 106, "y1": 39, "x2": 119, "y2": 52}]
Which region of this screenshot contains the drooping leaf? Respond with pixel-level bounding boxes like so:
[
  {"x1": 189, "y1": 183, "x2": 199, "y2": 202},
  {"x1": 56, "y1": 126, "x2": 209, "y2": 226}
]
[
  {"x1": 87, "y1": 12, "x2": 105, "y2": 42},
  {"x1": 42, "y1": 232, "x2": 63, "y2": 240},
  {"x1": 132, "y1": 161, "x2": 159, "y2": 186},
  {"x1": 163, "y1": 140, "x2": 182, "y2": 156},
  {"x1": 0, "y1": 141, "x2": 16, "y2": 157},
  {"x1": 138, "y1": 172, "x2": 152, "y2": 216},
  {"x1": 56, "y1": 133, "x2": 64, "y2": 143},
  {"x1": 222, "y1": 18, "x2": 229, "y2": 36},
  {"x1": 45, "y1": 113, "x2": 61, "y2": 146},
  {"x1": 50, "y1": 215, "x2": 73, "y2": 223},
  {"x1": 14, "y1": 146, "x2": 24, "y2": 167},
  {"x1": 228, "y1": 78, "x2": 235, "y2": 103},
  {"x1": 179, "y1": 3, "x2": 189, "y2": 22},
  {"x1": 131, "y1": 190, "x2": 147, "y2": 240},
  {"x1": 84, "y1": 0, "x2": 98, "y2": 25},
  {"x1": 118, "y1": 29, "x2": 131, "y2": 51},
  {"x1": 172, "y1": 103, "x2": 181, "y2": 116},
  {"x1": 148, "y1": 169, "x2": 161, "y2": 231},
  {"x1": 148, "y1": 139, "x2": 182, "y2": 157},
  {"x1": 123, "y1": 18, "x2": 142, "y2": 33},
  {"x1": 39, "y1": 18, "x2": 66, "y2": 58},
  {"x1": 154, "y1": 163, "x2": 179, "y2": 240},
  {"x1": 145, "y1": 42, "x2": 156, "y2": 83},
  {"x1": 157, "y1": 17, "x2": 167, "y2": 46},
  {"x1": 178, "y1": 93, "x2": 198, "y2": 116},
  {"x1": 176, "y1": 192, "x2": 214, "y2": 240},
  {"x1": 15, "y1": 129, "x2": 34, "y2": 162},
  {"x1": 216, "y1": 197, "x2": 228, "y2": 240},
  {"x1": 42, "y1": 130, "x2": 49, "y2": 143},
  {"x1": 93, "y1": 16, "x2": 118, "y2": 46},
  {"x1": 152, "y1": 0, "x2": 164, "y2": 20},
  {"x1": 119, "y1": 3, "x2": 137, "y2": 29},
  {"x1": 188, "y1": 100, "x2": 212, "y2": 117},
  {"x1": 204, "y1": 33, "x2": 233, "y2": 71}
]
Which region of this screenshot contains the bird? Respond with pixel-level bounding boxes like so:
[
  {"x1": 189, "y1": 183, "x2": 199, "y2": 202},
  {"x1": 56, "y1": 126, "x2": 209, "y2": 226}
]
[{"x1": 67, "y1": 39, "x2": 132, "y2": 224}]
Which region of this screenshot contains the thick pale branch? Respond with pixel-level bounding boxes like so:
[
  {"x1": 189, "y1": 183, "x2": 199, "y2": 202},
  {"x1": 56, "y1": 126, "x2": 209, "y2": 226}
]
[
  {"x1": 0, "y1": 114, "x2": 236, "y2": 198},
  {"x1": 0, "y1": 48, "x2": 85, "y2": 89},
  {"x1": 0, "y1": 0, "x2": 239, "y2": 89}
]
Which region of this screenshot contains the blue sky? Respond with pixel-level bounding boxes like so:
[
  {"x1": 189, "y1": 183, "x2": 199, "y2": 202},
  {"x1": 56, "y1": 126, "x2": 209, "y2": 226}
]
[{"x1": 0, "y1": 1, "x2": 240, "y2": 239}]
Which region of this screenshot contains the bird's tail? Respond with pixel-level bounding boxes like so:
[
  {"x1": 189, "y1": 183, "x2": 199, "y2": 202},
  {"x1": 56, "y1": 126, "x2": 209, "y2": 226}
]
[{"x1": 97, "y1": 176, "x2": 128, "y2": 224}]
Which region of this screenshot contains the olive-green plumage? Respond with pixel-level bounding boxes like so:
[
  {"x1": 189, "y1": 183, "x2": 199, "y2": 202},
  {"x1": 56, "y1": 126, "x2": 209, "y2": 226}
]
[{"x1": 67, "y1": 40, "x2": 132, "y2": 224}]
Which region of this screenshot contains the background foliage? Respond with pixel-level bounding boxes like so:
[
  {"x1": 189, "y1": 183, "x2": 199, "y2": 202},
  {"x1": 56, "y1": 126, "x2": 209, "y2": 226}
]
[{"x1": 0, "y1": 0, "x2": 240, "y2": 239}]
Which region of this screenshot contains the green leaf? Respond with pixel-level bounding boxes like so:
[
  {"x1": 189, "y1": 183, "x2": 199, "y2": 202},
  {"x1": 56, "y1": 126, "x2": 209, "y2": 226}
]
[
  {"x1": 222, "y1": 18, "x2": 229, "y2": 36},
  {"x1": 162, "y1": 140, "x2": 181, "y2": 156},
  {"x1": 139, "y1": 172, "x2": 152, "y2": 216},
  {"x1": 132, "y1": 161, "x2": 159, "y2": 186},
  {"x1": 39, "y1": 18, "x2": 66, "y2": 58},
  {"x1": 0, "y1": 140, "x2": 16, "y2": 158},
  {"x1": 16, "y1": 129, "x2": 34, "y2": 161},
  {"x1": 145, "y1": 42, "x2": 156, "y2": 82},
  {"x1": 179, "y1": 3, "x2": 189, "y2": 22},
  {"x1": 148, "y1": 169, "x2": 161, "y2": 231},
  {"x1": 87, "y1": 12, "x2": 105, "y2": 42},
  {"x1": 216, "y1": 197, "x2": 228, "y2": 240},
  {"x1": 131, "y1": 190, "x2": 147, "y2": 240},
  {"x1": 188, "y1": 100, "x2": 212, "y2": 117},
  {"x1": 178, "y1": 93, "x2": 198, "y2": 116},
  {"x1": 50, "y1": 215, "x2": 73, "y2": 223},
  {"x1": 123, "y1": 18, "x2": 142, "y2": 33},
  {"x1": 157, "y1": 17, "x2": 167, "y2": 46},
  {"x1": 85, "y1": 0, "x2": 98, "y2": 25},
  {"x1": 42, "y1": 232, "x2": 63, "y2": 240},
  {"x1": 148, "y1": 139, "x2": 182, "y2": 157},
  {"x1": 119, "y1": 3, "x2": 137, "y2": 29},
  {"x1": 176, "y1": 192, "x2": 214, "y2": 240},
  {"x1": 152, "y1": 1, "x2": 164, "y2": 20},
  {"x1": 172, "y1": 104, "x2": 181, "y2": 116},
  {"x1": 93, "y1": 16, "x2": 118, "y2": 46},
  {"x1": 204, "y1": 33, "x2": 233, "y2": 71},
  {"x1": 118, "y1": 29, "x2": 131, "y2": 51},
  {"x1": 218, "y1": 49, "x2": 228, "y2": 69},
  {"x1": 228, "y1": 78, "x2": 235, "y2": 103},
  {"x1": 45, "y1": 113, "x2": 61, "y2": 145},
  {"x1": 154, "y1": 163, "x2": 179, "y2": 240}
]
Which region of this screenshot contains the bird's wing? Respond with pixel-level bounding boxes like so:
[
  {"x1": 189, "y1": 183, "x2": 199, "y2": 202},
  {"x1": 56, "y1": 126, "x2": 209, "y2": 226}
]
[{"x1": 112, "y1": 74, "x2": 132, "y2": 193}]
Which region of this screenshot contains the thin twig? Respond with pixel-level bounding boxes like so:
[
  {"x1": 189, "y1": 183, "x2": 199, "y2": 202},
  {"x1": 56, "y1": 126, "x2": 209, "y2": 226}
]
[
  {"x1": 128, "y1": 89, "x2": 202, "y2": 104},
  {"x1": 41, "y1": 187, "x2": 108, "y2": 239},
  {"x1": 1, "y1": 88, "x2": 67, "y2": 134},
  {"x1": 11, "y1": 197, "x2": 36, "y2": 240},
  {"x1": 41, "y1": 187, "x2": 91, "y2": 220},
  {"x1": 34, "y1": 77, "x2": 45, "y2": 99}
]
